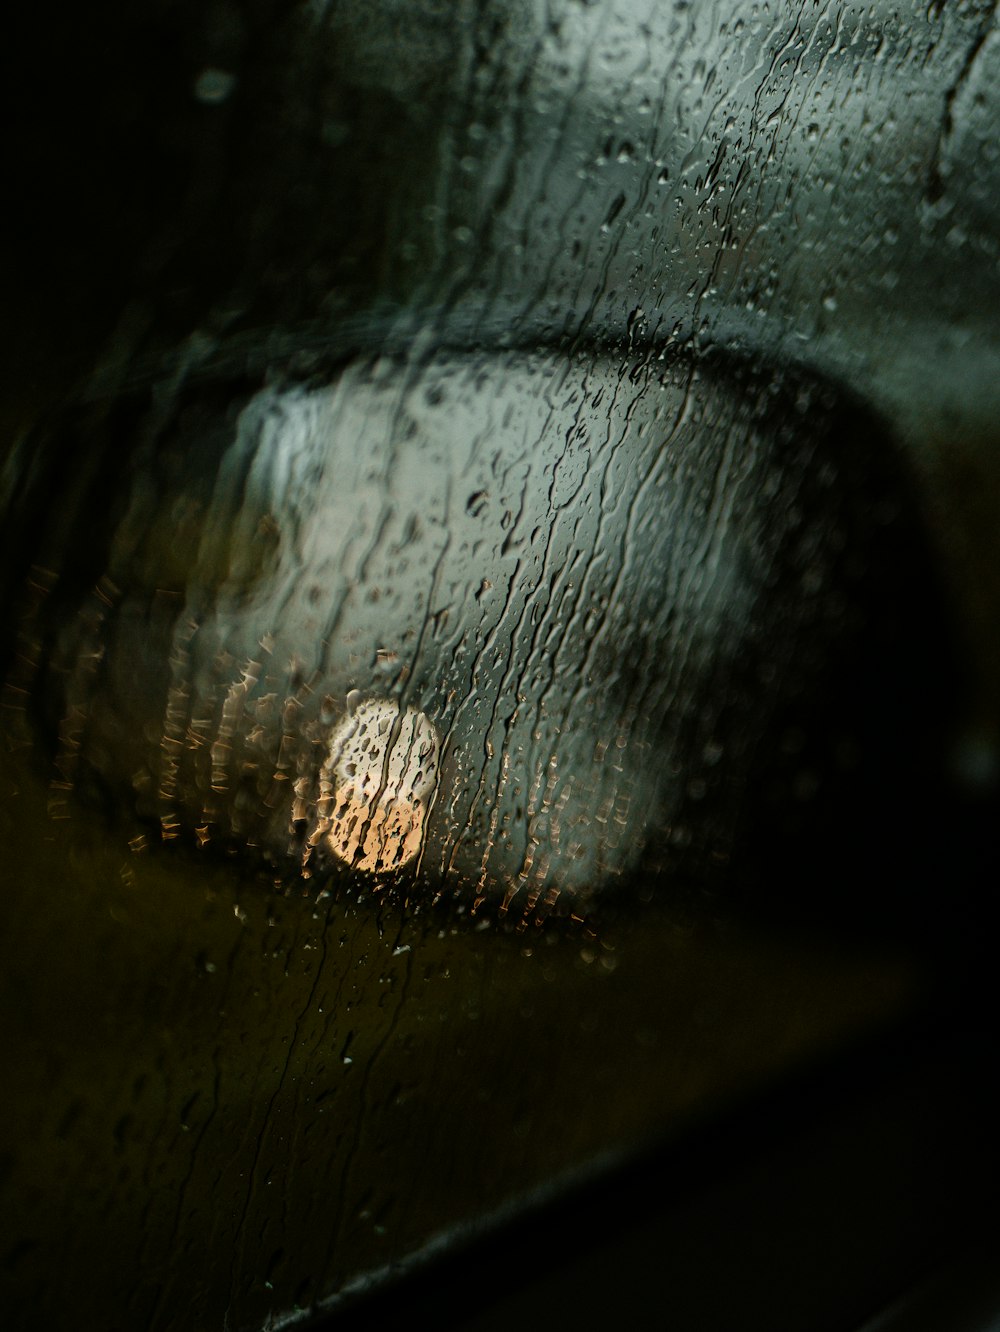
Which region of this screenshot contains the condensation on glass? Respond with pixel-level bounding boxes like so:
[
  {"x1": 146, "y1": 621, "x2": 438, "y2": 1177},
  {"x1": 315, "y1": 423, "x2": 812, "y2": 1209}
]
[
  {"x1": 1, "y1": 1, "x2": 997, "y2": 1329},
  {"x1": 10, "y1": 349, "x2": 894, "y2": 924}
]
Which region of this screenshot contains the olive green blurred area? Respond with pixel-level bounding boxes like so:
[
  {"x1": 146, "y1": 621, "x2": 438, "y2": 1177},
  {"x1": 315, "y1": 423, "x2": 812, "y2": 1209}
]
[{"x1": 1, "y1": 736, "x2": 927, "y2": 1332}]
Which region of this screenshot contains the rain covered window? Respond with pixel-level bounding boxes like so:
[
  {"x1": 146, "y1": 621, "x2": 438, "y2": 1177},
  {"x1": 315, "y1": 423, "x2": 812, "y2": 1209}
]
[{"x1": 2, "y1": 2, "x2": 998, "y2": 1328}]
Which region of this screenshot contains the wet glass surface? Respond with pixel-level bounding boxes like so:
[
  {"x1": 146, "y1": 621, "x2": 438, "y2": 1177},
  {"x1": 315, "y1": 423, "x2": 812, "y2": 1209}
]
[{"x1": 2, "y1": 2, "x2": 998, "y2": 1329}]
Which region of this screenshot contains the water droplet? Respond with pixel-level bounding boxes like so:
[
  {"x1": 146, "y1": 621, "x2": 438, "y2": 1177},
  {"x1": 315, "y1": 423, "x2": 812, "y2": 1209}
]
[{"x1": 193, "y1": 68, "x2": 236, "y2": 105}]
